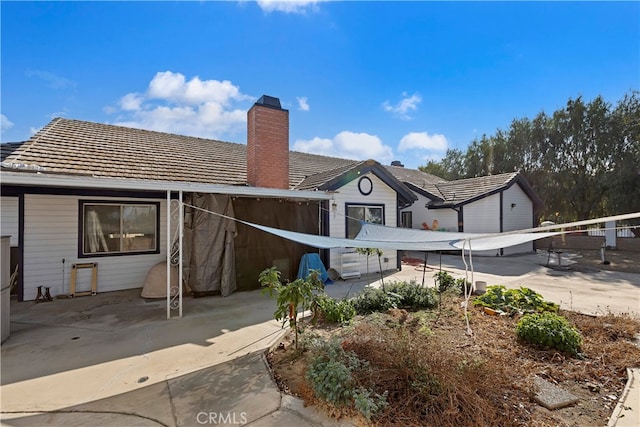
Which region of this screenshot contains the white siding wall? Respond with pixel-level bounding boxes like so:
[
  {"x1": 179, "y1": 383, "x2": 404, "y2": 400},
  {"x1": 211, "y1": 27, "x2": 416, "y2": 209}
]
[
  {"x1": 463, "y1": 193, "x2": 501, "y2": 256},
  {"x1": 1, "y1": 197, "x2": 19, "y2": 246},
  {"x1": 22, "y1": 194, "x2": 170, "y2": 300},
  {"x1": 502, "y1": 184, "x2": 534, "y2": 255},
  {"x1": 401, "y1": 193, "x2": 459, "y2": 231},
  {"x1": 328, "y1": 173, "x2": 398, "y2": 276}
]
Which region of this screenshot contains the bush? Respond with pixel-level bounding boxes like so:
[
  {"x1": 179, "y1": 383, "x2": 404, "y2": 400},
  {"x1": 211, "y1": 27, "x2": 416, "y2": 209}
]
[
  {"x1": 306, "y1": 338, "x2": 387, "y2": 419},
  {"x1": 386, "y1": 281, "x2": 438, "y2": 309},
  {"x1": 351, "y1": 282, "x2": 437, "y2": 314},
  {"x1": 515, "y1": 312, "x2": 582, "y2": 355},
  {"x1": 314, "y1": 294, "x2": 356, "y2": 324},
  {"x1": 473, "y1": 285, "x2": 558, "y2": 314},
  {"x1": 433, "y1": 271, "x2": 455, "y2": 293},
  {"x1": 351, "y1": 287, "x2": 402, "y2": 314}
]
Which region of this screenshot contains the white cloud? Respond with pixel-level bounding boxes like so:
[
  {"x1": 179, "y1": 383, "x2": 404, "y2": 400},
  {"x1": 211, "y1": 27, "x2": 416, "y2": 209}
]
[
  {"x1": 256, "y1": 0, "x2": 322, "y2": 14},
  {"x1": 398, "y1": 132, "x2": 448, "y2": 152},
  {"x1": 119, "y1": 93, "x2": 144, "y2": 111},
  {"x1": 297, "y1": 96, "x2": 310, "y2": 111},
  {"x1": 382, "y1": 92, "x2": 422, "y2": 120},
  {"x1": 108, "y1": 71, "x2": 252, "y2": 139},
  {"x1": 1, "y1": 114, "x2": 14, "y2": 132},
  {"x1": 293, "y1": 131, "x2": 394, "y2": 163},
  {"x1": 26, "y1": 69, "x2": 76, "y2": 90}
]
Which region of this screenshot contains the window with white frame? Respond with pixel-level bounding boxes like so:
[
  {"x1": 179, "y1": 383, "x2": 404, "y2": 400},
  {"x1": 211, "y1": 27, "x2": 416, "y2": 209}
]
[
  {"x1": 401, "y1": 211, "x2": 413, "y2": 228},
  {"x1": 346, "y1": 204, "x2": 384, "y2": 239},
  {"x1": 80, "y1": 201, "x2": 159, "y2": 256}
]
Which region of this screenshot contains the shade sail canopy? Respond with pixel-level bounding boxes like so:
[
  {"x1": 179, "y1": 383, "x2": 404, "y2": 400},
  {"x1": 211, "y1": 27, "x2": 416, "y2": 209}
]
[{"x1": 239, "y1": 219, "x2": 558, "y2": 251}]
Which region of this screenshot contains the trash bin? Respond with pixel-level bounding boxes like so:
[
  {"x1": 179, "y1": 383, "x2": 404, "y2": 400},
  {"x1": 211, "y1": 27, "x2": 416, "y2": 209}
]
[{"x1": 1, "y1": 236, "x2": 11, "y2": 343}]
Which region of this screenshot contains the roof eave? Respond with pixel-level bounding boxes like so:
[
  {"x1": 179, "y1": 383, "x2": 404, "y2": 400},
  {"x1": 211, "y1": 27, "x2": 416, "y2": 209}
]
[{"x1": 0, "y1": 171, "x2": 332, "y2": 200}]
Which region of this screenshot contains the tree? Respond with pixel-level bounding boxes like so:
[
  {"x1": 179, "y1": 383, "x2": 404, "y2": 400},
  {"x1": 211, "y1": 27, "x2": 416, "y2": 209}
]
[{"x1": 417, "y1": 91, "x2": 639, "y2": 223}]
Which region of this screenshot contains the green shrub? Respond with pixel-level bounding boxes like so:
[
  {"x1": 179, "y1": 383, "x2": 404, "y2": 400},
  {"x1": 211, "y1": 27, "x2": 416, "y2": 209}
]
[
  {"x1": 515, "y1": 312, "x2": 582, "y2": 355},
  {"x1": 351, "y1": 282, "x2": 438, "y2": 314},
  {"x1": 353, "y1": 388, "x2": 389, "y2": 420},
  {"x1": 456, "y1": 278, "x2": 472, "y2": 296},
  {"x1": 433, "y1": 271, "x2": 455, "y2": 293},
  {"x1": 314, "y1": 294, "x2": 356, "y2": 324},
  {"x1": 386, "y1": 281, "x2": 438, "y2": 309},
  {"x1": 305, "y1": 339, "x2": 388, "y2": 419},
  {"x1": 351, "y1": 287, "x2": 402, "y2": 314},
  {"x1": 473, "y1": 285, "x2": 558, "y2": 314}
]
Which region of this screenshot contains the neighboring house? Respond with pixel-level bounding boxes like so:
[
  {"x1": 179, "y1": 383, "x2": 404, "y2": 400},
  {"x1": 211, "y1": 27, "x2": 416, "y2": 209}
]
[
  {"x1": 386, "y1": 165, "x2": 543, "y2": 255},
  {"x1": 0, "y1": 95, "x2": 542, "y2": 304}
]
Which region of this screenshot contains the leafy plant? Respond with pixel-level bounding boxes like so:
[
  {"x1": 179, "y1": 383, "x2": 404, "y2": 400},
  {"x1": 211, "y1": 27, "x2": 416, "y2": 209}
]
[
  {"x1": 306, "y1": 338, "x2": 388, "y2": 420},
  {"x1": 351, "y1": 287, "x2": 401, "y2": 314},
  {"x1": 259, "y1": 266, "x2": 324, "y2": 348},
  {"x1": 355, "y1": 247, "x2": 383, "y2": 277},
  {"x1": 433, "y1": 271, "x2": 456, "y2": 293},
  {"x1": 385, "y1": 281, "x2": 438, "y2": 309},
  {"x1": 313, "y1": 294, "x2": 356, "y2": 324},
  {"x1": 456, "y1": 278, "x2": 472, "y2": 297},
  {"x1": 351, "y1": 281, "x2": 438, "y2": 314},
  {"x1": 473, "y1": 285, "x2": 559, "y2": 314},
  {"x1": 515, "y1": 312, "x2": 583, "y2": 355},
  {"x1": 353, "y1": 388, "x2": 389, "y2": 420}
]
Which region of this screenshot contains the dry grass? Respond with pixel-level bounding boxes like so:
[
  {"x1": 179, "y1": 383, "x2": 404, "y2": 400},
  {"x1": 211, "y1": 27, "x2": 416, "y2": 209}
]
[{"x1": 268, "y1": 294, "x2": 640, "y2": 427}]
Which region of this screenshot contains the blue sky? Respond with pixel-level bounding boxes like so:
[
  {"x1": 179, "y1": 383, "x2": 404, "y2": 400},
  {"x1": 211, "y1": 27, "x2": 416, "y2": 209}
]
[{"x1": 1, "y1": 1, "x2": 638, "y2": 170}]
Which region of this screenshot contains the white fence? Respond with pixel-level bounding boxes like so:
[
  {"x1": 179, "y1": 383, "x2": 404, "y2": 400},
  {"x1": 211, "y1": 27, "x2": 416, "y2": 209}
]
[{"x1": 587, "y1": 228, "x2": 635, "y2": 238}]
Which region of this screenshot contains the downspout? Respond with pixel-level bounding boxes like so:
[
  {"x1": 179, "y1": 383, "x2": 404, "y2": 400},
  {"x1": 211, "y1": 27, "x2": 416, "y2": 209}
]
[
  {"x1": 17, "y1": 193, "x2": 24, "y2": 302},
  {"x1": 499, "y1": 191, "x2": 504, "y2": 256},
  {"x1": 457, "y1": 206, "x2": 464, "y2": 232}
]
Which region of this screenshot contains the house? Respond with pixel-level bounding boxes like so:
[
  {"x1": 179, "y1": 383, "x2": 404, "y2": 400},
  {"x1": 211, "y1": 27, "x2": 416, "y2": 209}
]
[
  {"x1": 0, "y1": 96, "x2": 415, "y2": 305},
  {"x1": 385, "y1": 164, "x2": 543, "y2": 255},
  {"x1": 1, "y1": 94, "x2": 542, "y2": 307}
]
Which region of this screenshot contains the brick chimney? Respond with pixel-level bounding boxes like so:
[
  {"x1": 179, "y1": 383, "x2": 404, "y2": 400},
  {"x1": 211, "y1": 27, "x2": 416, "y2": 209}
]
[{"x1": 247, "y1": 95, "x2": 290, "y2": 189}]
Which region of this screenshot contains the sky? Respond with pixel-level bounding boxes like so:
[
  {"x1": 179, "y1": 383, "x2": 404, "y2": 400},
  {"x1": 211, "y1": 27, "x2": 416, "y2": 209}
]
[{"x1": 1, "y1": 1, "x2": 638, "y2": 170}]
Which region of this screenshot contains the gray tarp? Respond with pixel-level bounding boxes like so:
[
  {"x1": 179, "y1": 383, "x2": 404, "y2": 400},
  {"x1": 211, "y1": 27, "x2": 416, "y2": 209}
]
[{"x1": 183, "y1": 194, "x2": 237, "y2": 297}]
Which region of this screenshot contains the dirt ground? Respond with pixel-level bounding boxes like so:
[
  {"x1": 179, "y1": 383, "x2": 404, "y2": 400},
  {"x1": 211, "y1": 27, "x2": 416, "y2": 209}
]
[{"x1": 268, "y1": 294, "x2": 640, "y2": 427}]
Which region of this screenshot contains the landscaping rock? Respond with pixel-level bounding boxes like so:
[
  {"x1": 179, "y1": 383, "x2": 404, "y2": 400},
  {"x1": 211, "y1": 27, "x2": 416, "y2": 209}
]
[{"x1": 533, "y1": 376, "x2": 579, "y2": 410}]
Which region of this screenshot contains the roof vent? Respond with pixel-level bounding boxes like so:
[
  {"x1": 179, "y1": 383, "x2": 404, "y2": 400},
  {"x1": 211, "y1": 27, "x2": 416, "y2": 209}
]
[
  {"x1": 256, "y1": 95, "x2": 282, "y2": 109},
  {"x1": 391, "y1": 160, "x2": 404, "y2": 167}
]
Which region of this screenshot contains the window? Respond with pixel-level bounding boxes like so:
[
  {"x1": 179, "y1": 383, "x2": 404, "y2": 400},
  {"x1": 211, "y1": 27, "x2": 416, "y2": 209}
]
[
  {"x1": 346, "y1": 204, "x2": 384, "y2": 238},
  {"x1": 401, "y1": 211, "x2": 413, "y2": 228},
  {"x1": 80, "y1": 201, "x2": 159, "y2": 257}
]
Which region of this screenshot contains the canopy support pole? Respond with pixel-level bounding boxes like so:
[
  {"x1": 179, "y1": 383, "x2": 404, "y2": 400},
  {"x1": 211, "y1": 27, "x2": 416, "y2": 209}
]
[{"x1": 166, "y1": 191, "x2": 171, "y2": 320}]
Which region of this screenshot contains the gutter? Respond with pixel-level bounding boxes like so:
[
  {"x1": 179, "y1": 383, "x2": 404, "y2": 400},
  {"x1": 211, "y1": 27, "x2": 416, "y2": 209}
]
[{"x1": 0, "y1": 171, "x2": 332, "y2": 201}]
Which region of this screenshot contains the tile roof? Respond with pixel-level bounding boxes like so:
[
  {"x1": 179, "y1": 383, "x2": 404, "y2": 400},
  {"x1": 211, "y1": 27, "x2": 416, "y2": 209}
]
[
  {"x1": 0, "y1": 142, "x2": 25, "y2": 163},
  {"x1": 384, "y1": 165, "x2": 525, "y2": 207},
  {"x1": 1, "y1": 118, "x2": 537, "y2": 208},
  {"x1": 1, "y1": 118, "x2": 357, "y2": 188},
  {"x1": 294, "y1": 160, "x2": 365, "y2": 190},
  {"x1": 384, "y1": 165, "x2": 446, "y2": 199},
  {"x1": 434, "y1": 172, "x2": 520, "y2": 206}
]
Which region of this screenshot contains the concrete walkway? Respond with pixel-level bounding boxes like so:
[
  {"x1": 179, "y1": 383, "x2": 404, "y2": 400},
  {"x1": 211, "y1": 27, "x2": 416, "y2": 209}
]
[{"x1": 1, "y1": 252, "x2": 639, "y2": 426}]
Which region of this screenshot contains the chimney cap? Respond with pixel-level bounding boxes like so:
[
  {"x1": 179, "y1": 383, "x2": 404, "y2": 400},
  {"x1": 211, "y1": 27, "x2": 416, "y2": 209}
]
[{"x1": 256, "y1": 95, "x2": 283, "y2": 109}]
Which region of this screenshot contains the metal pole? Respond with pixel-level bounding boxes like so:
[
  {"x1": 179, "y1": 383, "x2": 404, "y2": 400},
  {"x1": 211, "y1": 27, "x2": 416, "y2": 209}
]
[
  {"x1": 166, "y1": 190, "x2": 171, "y2": 320},
  {"x1": 178, "y1": 191, "x2": 183, "y2": 318}
]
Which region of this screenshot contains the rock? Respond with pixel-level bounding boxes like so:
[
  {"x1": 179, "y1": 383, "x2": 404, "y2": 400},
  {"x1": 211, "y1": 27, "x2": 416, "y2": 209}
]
[{"x1": 533, "y1": 376, "x2": 579, "y2": 410}]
